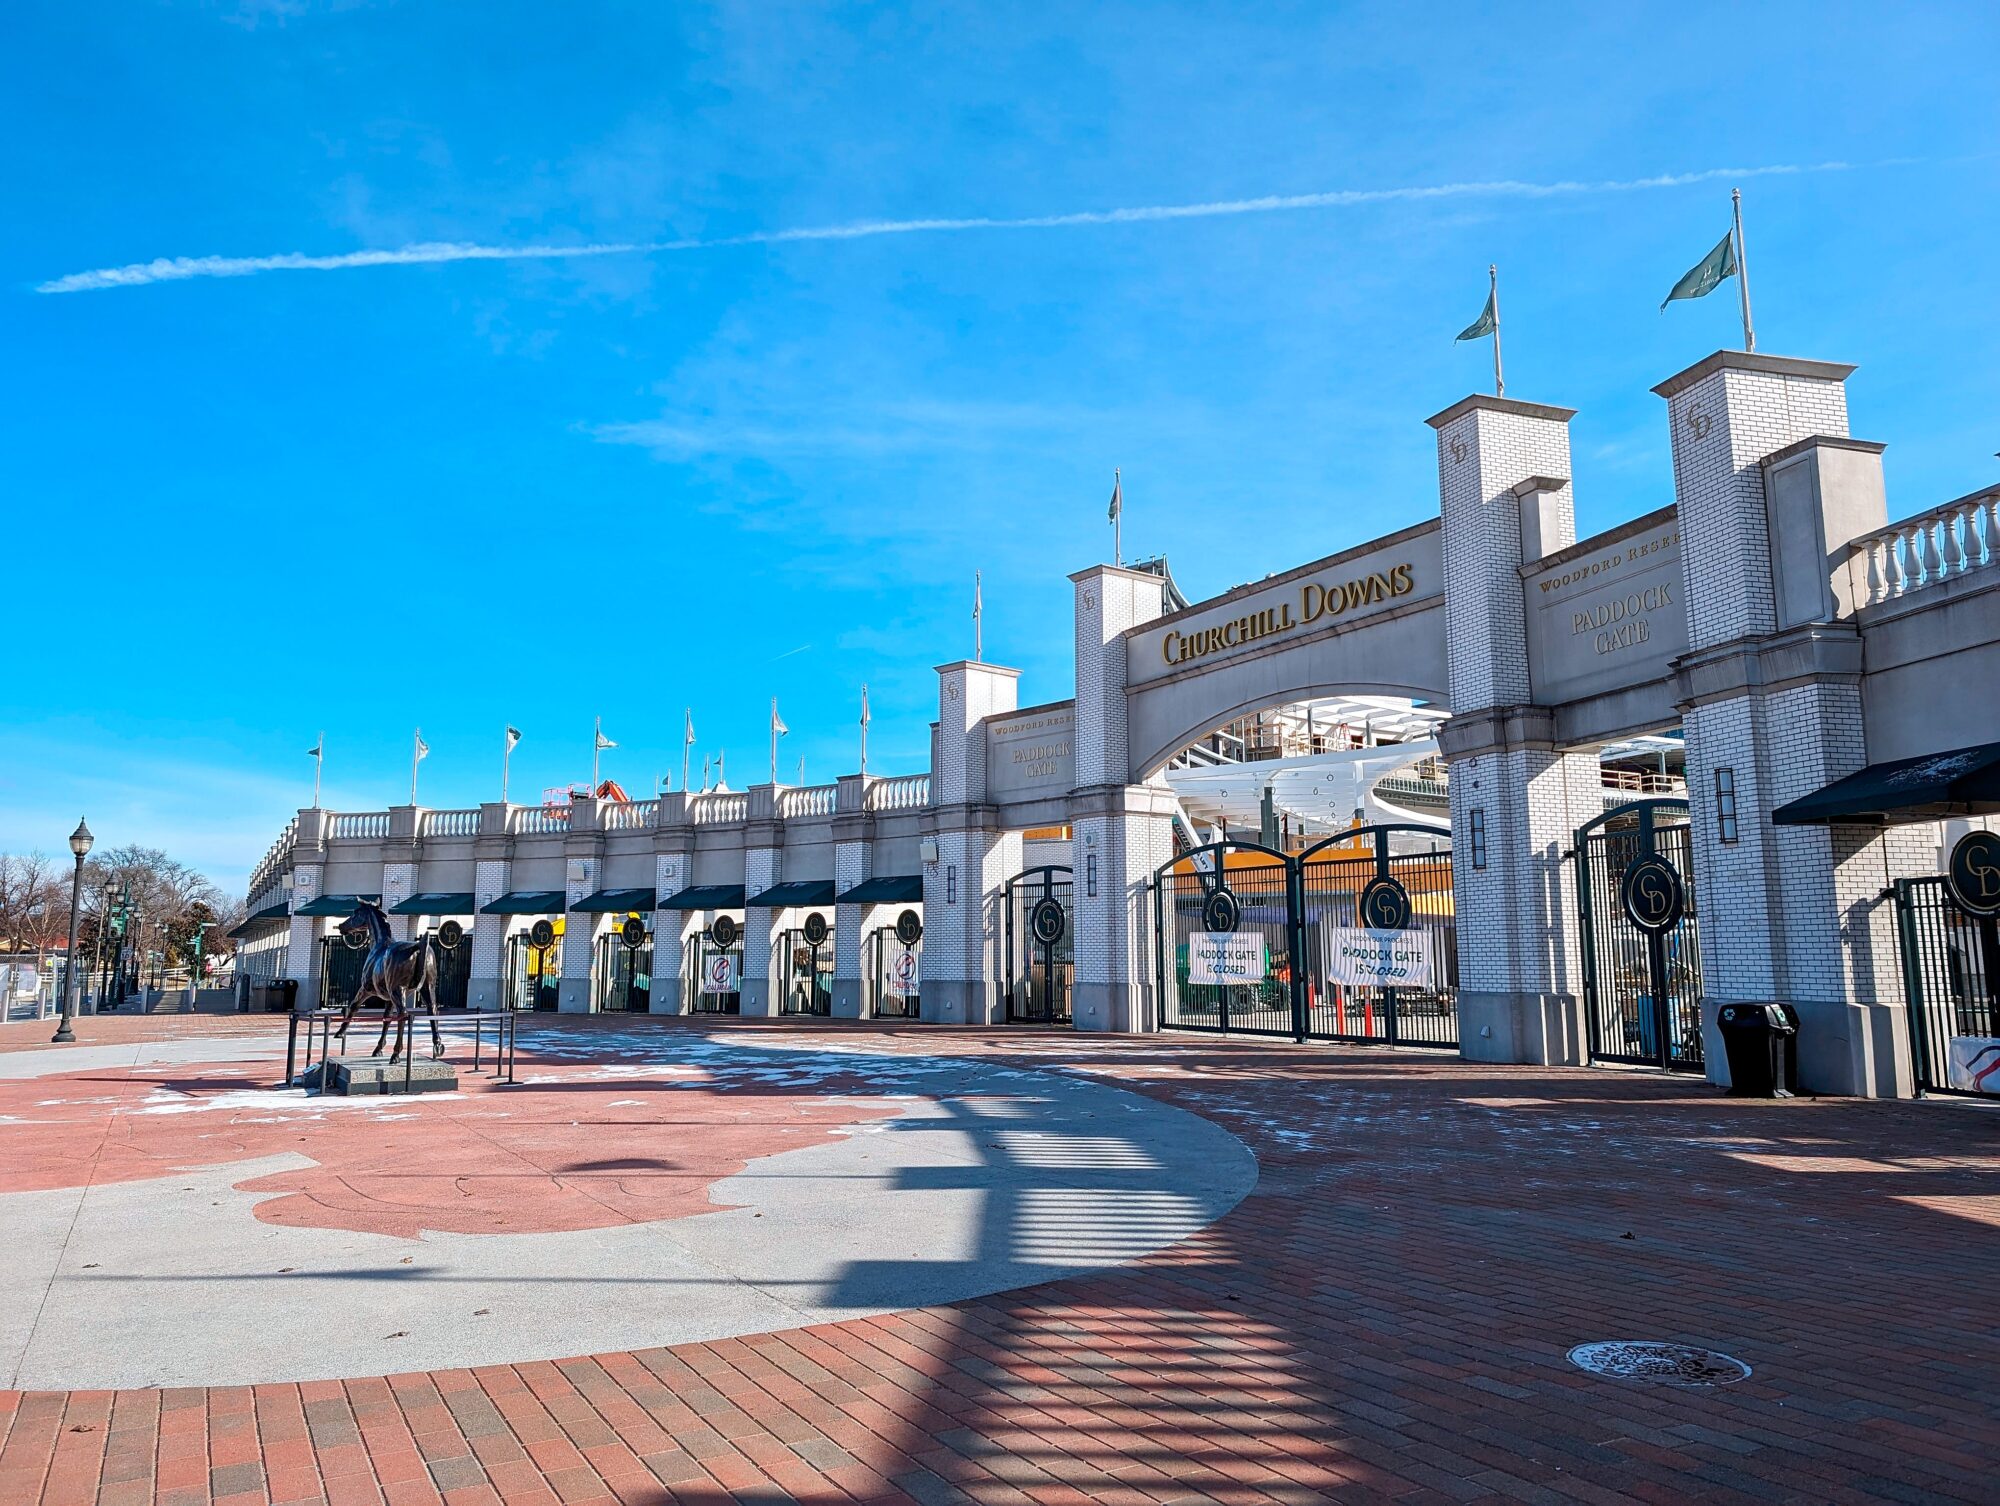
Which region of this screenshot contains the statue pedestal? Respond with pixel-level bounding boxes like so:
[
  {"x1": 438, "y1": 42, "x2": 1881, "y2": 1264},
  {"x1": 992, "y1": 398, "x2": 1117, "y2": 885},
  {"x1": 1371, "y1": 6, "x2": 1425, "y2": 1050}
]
[{"x1": 293, "y1": 1056, "x2": 459, "y2": 1096}]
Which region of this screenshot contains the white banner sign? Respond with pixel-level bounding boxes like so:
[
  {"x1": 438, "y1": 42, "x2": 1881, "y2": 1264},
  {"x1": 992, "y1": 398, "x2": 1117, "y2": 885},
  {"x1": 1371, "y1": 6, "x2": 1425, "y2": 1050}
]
[
  {"x1": 1947, "y1": 1037, "x2": 2000, "y2": 1095},
  {"x1": 701, "y1": 953, "x2": 741, "y2": 994},
  {"x1": 886, "y1": 946, "x2": 921, "y2": 998},
  {"x1": 1188, "y1": 932, "x2": 1267, "y2": 986},
  {"x1": 1325, "y1": 927, "x2": 1433, "y2": 988}
]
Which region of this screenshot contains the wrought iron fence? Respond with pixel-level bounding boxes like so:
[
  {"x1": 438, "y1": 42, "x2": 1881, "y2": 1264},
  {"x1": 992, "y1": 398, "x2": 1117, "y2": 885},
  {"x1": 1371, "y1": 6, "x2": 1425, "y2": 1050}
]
[
  {"x1": 1895, "y1": 875, "x2": 2000, "y2": 1097},
  {"x1": 1575, "y1": 802, "x2": 1703, "y2": 1071}
]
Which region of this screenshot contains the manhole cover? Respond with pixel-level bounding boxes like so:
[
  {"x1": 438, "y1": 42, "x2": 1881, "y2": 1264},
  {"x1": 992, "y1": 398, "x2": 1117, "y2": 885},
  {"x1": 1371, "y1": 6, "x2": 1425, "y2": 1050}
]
[{"x1": 1567, "y1": 1341, "x2": 1750, "y2": 1386}]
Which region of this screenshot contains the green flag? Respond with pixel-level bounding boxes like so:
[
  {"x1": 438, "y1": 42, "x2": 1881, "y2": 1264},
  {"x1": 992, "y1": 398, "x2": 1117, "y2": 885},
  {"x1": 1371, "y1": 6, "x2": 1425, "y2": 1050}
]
[
  {"x1": 1455, "y1": 290, "x2": 1496, "y2": 342},
  {"x1": 1661, "y1": 230, "x2": 1738, "y2": 310}
]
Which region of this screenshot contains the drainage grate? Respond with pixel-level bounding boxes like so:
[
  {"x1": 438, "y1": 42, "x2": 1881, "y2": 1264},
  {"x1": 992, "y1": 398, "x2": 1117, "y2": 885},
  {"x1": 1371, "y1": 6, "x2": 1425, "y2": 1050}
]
[{"x1": 1567, "y1": 1341, "x2": 1750, "y2": 1386}]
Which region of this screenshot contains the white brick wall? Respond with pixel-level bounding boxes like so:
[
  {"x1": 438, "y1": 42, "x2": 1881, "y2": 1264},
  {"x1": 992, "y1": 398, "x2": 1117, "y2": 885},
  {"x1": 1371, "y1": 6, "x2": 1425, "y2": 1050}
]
[
  {"x1": 833, "y1": 839, "x2": 870, "y2": 998},
  {"x1": 1664, "y1": 366, "x2": 1848, "y2": 651},
  {"x1": 741, "y1": 847, "x2": 779, "y2": 1012},
  {"x1": 471, "y1": 858, "x2": 508, "y2": 986},
  {"x1": 1074, "y1": 568, "x2": 1166, "y2": 786},
  {"x1": 381, "y1": 862, "x2": 414, "y2": 942}
]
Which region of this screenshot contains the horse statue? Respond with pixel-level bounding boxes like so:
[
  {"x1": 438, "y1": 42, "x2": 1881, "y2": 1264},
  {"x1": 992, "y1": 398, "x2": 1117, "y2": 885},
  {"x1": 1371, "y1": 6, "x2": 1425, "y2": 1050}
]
[{"x1": 333, "y1": 900, "x2": 444, "y2": 1063}]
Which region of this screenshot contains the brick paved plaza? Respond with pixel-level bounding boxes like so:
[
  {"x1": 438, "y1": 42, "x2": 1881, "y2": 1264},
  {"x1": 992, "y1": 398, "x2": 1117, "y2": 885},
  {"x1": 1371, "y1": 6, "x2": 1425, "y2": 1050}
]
[{"x1": 2, "y1": 1013, "x2": 1995, "y2": 1506}]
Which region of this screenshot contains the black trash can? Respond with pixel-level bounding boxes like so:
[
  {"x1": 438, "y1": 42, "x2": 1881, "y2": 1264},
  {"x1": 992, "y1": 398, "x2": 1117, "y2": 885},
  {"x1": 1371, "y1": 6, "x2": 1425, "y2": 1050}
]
[
  {"x1": 1718, "y1": 1002, "x2": 1799, "y2": 1097},
  {"x1": 273, "y1": 978, "x2": 300, "y2": 1013}
]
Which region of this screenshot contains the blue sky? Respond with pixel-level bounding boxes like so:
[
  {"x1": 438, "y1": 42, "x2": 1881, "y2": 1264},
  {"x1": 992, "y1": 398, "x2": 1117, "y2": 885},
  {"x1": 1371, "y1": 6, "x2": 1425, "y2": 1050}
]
[{"x1": 4, "y1": 2, "x2": 1995, "y2": 892}]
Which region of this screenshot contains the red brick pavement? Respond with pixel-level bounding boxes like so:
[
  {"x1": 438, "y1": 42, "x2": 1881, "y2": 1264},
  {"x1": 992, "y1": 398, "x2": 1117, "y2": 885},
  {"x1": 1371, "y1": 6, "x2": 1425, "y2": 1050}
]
[{"x1": 3, "y1": 1012, "x2": 1997, "y2": 1505}]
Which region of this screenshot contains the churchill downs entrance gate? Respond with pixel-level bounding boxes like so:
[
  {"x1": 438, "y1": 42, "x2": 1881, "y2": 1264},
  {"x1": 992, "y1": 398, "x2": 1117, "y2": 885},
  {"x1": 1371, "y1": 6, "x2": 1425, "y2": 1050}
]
[
  {"x1": 1153, "y1": 825, "x2": 1457, "y2": 1046},
  {"x1": 1575, "y1": 800, "x2": 1704, "y2": 1071}
]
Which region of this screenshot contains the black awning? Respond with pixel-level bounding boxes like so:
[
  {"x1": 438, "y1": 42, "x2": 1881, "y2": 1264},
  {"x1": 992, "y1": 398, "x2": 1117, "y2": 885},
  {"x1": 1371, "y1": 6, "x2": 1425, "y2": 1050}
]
[
  {"x1": 659, "y1": 884, "x2": 747, "y2": 910},
  {"x1": 228, "y1": 902, "x2": 290, "y2": 938},
  {"x1": 838, "y1": 875, "x2": 924, "y2": 904},
  {"x1": 390, "y1": 892, "x2": 477, "y2": 916},
  {"x1": 1773, "y1": 741, "x2": 2000, "y2": 825},
  {"x1": 295, "y1": 893, "x2": 379, "y2": 917},
  {"x1": 574, "y1": 887, "x2": 657, "y2": 913},
  {"x1": 748, "y1": 880, "x2": 838, "y2": 908},
  {"x1": 481, "y1": 890, "x2": 566, "y2": 915}
]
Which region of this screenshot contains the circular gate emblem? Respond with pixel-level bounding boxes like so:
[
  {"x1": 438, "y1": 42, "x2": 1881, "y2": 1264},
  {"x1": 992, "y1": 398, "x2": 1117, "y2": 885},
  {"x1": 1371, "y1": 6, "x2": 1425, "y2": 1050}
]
[
  {"x1": 1358, "y1": 876, "x2": 1412, "y2": 931},
  {"x1": 1201, "y1": 887, "x2": 1241, "y2": 934},
  {"x1": 620, "y1": 916, "x2": 647, "y2": 948},
  {"x1": 340, "y1": 923, "x2": 370, "y2": 951},
  {"x1": 436, "y1": 919, "x2": 464, "y2": 951},
  {"x1": 1029, "y1": 896, "x2": 1066, "y2": 948},
  {"x1": 710, "y1": 913, "x2": 739, "y2": 950},
  {"x1": 1620, "y1": 853, "x2": 1685, "y2": 934},
  {"x1": 529, "y1": 918, "x2": 557, "y2": 950},
  {"x1": 802, "y1": 911, "x2": 829, "y2": 947},
  {"x1": 895, "y1": 907, "x2": 923, "y2": 946},
  {"x1": 1945, "y1": 830, "x2": 2000, "y2": 919}
]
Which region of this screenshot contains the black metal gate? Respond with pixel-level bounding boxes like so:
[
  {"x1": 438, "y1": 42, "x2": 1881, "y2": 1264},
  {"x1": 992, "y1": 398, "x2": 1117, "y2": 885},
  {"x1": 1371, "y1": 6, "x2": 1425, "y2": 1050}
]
[
  {"x1": 683, "y1": 927, "x2": 743, "y2": 1015},
  {"x1": 317, "y1": 932, "x2": 368, "y2": 1010},
  {"x1": 594, "y1": 929, "x2": 653, "y2": 1013},
  {"x1": 1895, "y1": 875, "x2": 2000, "y2": 1097},
  {"x1": 867, "y1": 927, "x2": 922, "y2": 1018},
  {"x1": 1576, "y1": 800, "x2": 1703, "y2": 1071},
  {"x1": 506, "y1": 931, "x2": 560, "y2": 1012},
  {"x1": 427, "y1": 928, "x2": 471, "y2": 1010},
  {"x1": 1151, "y1": 826, "x2": 1457, "y2": 1046},
  {"x1": 1005, "y1": 866, "x2": 1073, "y2": 1024},
  {"x1": 776, "y1": 927, "x2": 833, "y2": 1015},
  {"x1": 1298, "y1": 825, "x2": 1458, "y2": 1047},
  {"x1": 1155, "y1": 841, "x2": 1297, "y2": 1036}
]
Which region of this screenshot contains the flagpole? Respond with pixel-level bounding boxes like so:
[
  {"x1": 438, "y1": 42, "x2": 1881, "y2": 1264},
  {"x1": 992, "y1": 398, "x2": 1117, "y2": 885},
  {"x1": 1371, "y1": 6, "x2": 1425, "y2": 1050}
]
[
  {"x1": 312, "y1": 734, "x2": 323, "y2": 809},
  {"x1": 682, "y1": 710, "x2": 694, "y2": 795},
  {"x1": 974, "y1": 571, "x2": 983, "y2": 663},
  {"x1": 502, "y1": 728, "x2": 512, "y2": 805},
  {"x1": 1488, "y1": 264, "x2": 1505, "y2": 396},
  {"x1": 770, "y1": 699, "x2": 779, "y2": 787},
  {"x1": 1732, "y1": 188, "x2": 1756, "y2": 352},
  {"x1": 592, "y1": 716, "x2": 602, "y2": 793},
  {"x1": 410, "y1": 731, "x2": 421, "y2": 806},
  {"x1": 860, "y1": 684, "x2": 869, "y2": 778},
  {"x1": 1113, "y1": 467, "x2": 1122, "y2": 567}
]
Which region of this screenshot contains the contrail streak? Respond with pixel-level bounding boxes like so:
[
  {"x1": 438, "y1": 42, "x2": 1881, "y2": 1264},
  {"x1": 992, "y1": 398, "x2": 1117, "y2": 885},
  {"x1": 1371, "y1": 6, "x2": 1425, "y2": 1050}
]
[{"x1": 37, "y1": 161, "x2": 1853, "y2": 294}]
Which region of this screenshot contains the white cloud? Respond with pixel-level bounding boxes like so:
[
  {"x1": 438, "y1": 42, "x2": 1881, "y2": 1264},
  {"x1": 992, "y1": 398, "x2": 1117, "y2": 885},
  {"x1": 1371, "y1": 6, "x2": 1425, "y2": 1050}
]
[{"x1": 37, "y1": 161, "x2": 1858, "y2": 295}]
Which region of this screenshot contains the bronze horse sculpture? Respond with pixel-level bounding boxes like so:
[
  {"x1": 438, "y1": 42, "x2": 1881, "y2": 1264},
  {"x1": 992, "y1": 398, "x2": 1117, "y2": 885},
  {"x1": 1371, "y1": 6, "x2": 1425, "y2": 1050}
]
[{"x1": 334, "y1": 900, "x2": 444, "y2": 1062}]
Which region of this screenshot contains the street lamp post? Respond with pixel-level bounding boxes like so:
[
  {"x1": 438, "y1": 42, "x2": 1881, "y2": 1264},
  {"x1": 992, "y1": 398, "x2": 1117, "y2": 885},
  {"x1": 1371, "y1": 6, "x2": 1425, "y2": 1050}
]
[{"x1": 53, "y1": 818, "x2": 93, "y2": 1044}]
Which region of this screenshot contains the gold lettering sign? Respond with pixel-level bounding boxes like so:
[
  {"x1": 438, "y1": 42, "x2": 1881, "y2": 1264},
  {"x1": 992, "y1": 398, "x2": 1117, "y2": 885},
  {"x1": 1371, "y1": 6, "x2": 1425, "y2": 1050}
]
[
  {"x1": 1163, "y1": 563, "x2": 1414, "y2": 669},
  {"x1": 1569, "y1": 581, "x2": 1675, "y2": 657}
]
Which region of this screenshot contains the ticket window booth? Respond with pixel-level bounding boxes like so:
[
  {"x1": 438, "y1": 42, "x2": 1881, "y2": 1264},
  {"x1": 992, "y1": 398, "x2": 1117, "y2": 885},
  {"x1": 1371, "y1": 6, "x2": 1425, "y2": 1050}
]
[
  {"x1": 777, "y1": 911, "x2": 835, "y2": 1017},
  {"x1": 865, "y1": 907, "x2": 925, "y2": 1019},
  {"x1": 595, "y1": 916, "x2": 653, "y2": 1013}
]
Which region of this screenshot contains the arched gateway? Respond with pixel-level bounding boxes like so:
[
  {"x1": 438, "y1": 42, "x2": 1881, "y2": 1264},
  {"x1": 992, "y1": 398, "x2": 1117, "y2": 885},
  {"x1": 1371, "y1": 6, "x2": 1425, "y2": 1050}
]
[{"x1": 246, "y1": 350, "x2": 2000, "y2": 1100}]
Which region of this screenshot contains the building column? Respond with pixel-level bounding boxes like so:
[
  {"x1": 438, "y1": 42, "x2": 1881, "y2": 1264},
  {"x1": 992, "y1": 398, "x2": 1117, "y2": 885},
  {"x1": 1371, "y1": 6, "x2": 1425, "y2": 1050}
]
[
  {"x1": 651, "y1": 838, "x2": 692, "y2": 1015},
  {"x1": 922, "y1": 827, "x2": 1021, "y2": 1024},
  {"x1": 740, "y1": 846, "x2": 779, "y2": 1016},
  {"x1": 832, "y1": 831, "x2": 871, "y2": 1019},
  {"x1": 1659, "y1": 350, "x2": 1912, "y2": 1096},
  {"x1": 1428, "y1": 393, "x2": 1600, "y2": 1064},
  {"x1": 469, "y1": 852, "x2": 508, "y2": 1012},
  {"x1": 920, "y1": 659, "x2": 1023, "y2": 1024},
  {"x1": 284, "y1": 863, "x2": 325, "y2": 1008},
  {"x1": 1068, "y1": 564, "x2": 1170, "y2": 1034},
  {"x1": 557, "y1": 797, "x2": 601, "y2": 1014},
  {"x1": 381, "y1": 860, "x2": 415, "y2": 943}
]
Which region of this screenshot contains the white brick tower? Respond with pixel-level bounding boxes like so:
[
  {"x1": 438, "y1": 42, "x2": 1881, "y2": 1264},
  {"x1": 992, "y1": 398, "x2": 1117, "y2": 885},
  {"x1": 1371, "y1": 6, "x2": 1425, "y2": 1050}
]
[
  {"x1": 830, "y1": 778, "x2": 872, "y2": 1019},
  {"x1": 1429, "y1": 394, "x2": 1601, "y2": 1065},
  {"x1": 469, "y1": 823, "x2": 509, "y2": 1011},
  {"x1": 1657, "y1": 350, "x2": 1915, "y2": 1095},
  {"x1": 1069, "y1": 565, "x2": 1175, "y2": 1033},
  {"x1": 922, "y1": 659, "x2": 1022, "y2": 1024},
  {"x1": 650, "y1": 834, "x2": 692, "y2": 1015}
]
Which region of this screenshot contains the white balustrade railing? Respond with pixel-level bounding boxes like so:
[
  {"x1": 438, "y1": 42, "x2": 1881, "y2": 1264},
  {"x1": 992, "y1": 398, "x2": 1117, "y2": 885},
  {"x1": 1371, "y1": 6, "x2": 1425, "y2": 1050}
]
[
  {"x1": 327, "y1": 812, "x2": 389, "y2": 840},
  {"x1": 777, "y1": 785, "x2": 838, "y2": 818},
  {"x1": 865, "y1": 773, "x2": 931, "y2": 811},
  {"x1": 689, "y1": 792, "x2": 749, "y2": 824},
  {"x1": 419, "y1": 808, "x2": 479, "y2": 838},
  {"x1": 1851, "y1": 486, "x2": 2000, "y2": 607},
  {"x1": 508, "y1": 805, "x2": 570, "y2": 835},
  {"x1": 601, "y1": 798, "x2": 658, "y2": 831},
  {"x1": 247, "y1": 816, "x2": 299, "y2": 898}
]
